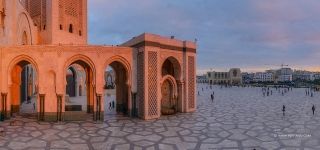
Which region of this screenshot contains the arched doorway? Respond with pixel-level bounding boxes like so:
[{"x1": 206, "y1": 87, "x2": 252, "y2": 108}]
[
  {"x1": 65, "y1": 60, "x2": 94, "y2": 120},
  {"x1": 161, "y1": 76, "x2": 177, "y2": 115},
  {"x1": 104, "y1": 61, "x2": 129, "y2": 116},
  {"x1": 161, "y1": 57, "x2": 181, "y2": 115},
  {"x1": 66, "y1": 67, "x2": 76, "y2": 97},
  {"x1": 10, "y1": 60, "x2": 38, "y2": 117}
]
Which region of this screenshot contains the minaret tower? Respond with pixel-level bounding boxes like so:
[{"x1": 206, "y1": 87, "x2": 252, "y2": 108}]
[{"x1": 21, "y1": 0, "x2": 87, "y2": 45}]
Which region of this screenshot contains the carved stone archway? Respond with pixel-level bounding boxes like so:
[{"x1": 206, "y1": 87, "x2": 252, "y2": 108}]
[
  {"x1": 160, "y1": 75, "x2": 178, "y2": 115},
  {"x1": 104, "y1": 59, "x2": 131, "y2": 116},
  {"x1": 63, "y1": 55, "x2": 96, "y2": 121},
  {"x1": 7, "y1": 55, "x2": 39, "y2": 119}
]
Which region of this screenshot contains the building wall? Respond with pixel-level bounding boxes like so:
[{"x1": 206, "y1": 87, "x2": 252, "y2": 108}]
[
  {"x1": 0, "y1": 0, "x2": 38, "y2": 45},
  {"x1": 1, "y1": 0, "x2": 87, "y2": 45},
  {"x1": 0, "y1": 34, "x2": 197, "y2": 121},
  {"x1": 0, "y1": 45, "x2": 133, "y2": 121},
  {"x1": 122, "y1": 33, "x2": 197, "y2": 119}
]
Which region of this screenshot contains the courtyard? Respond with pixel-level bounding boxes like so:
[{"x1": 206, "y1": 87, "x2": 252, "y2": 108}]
[{"x1": 0, "y1": 84, "x2": 320, "y2": 150}]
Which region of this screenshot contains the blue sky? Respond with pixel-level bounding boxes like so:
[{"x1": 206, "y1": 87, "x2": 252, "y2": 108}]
[{"x1": 88, "y1": 0, "x2": 320, "y2": 74}]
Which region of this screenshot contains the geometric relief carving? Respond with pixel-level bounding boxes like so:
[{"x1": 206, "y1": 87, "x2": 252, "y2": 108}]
[
  {"x1": 188, "y1": 56, "x2": 195, "y2": 109},
  {"x1": 137, "y1": 51, "x2": 145, "y2": 117},
  {"x1": 148, "y1": 51, "x2": 158, "y2": 116}
]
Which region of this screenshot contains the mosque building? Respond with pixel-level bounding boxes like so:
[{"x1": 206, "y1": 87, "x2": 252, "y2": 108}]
[{"x1": 0, "y1": 0, "x2": 197, "y2": 121}]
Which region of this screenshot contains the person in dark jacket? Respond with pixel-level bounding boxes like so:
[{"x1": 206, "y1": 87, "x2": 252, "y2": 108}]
[{"x1": 312, "y1": 105, "x2": 315, "y2": 115}]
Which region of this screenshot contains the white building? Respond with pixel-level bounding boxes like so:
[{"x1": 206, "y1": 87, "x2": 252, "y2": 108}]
[
  {"x1": 253, "y1": 72, "x2": 274, "y2": 82},
  {"x1": 277, "y1": 68, "x2": 293, "y2": 82},
  {"x1": 293, "y1": 70, "x2": 315, "y2": 81}
]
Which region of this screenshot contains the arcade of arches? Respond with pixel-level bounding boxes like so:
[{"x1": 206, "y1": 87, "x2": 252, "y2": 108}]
[
  {"x1": 0, "y1": 0, "x2": 196, "y2": 122},
  {"x1": 0, "y1": 33, "x2": 197, "y2": 121}
]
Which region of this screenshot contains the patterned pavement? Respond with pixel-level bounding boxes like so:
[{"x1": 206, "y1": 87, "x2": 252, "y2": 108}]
[{"x1": 1, "y1": 84, "x2": 320, "y2": 150}]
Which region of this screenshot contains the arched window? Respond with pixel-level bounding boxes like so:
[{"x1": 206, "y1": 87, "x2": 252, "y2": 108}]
[{"x1": 69, "y1": 24, "x2": 73, "y2": 33}]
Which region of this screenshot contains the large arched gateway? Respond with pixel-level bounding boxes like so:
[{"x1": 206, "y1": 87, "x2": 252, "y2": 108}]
[
  {"x1": 0, "y1": 0, "x2": 197, "y2": 122},
  {"x1": 161, "y1": 57, "x2": 182, "y2": 115},
  {"x1": 104, "y1": 58, "x2": 131, "y2": 118}
]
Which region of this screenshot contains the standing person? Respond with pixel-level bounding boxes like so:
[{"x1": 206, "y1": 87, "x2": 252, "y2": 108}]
[
  {"x1": 198, "y1": 91, "x2": 200, "y2": 96},
  {"x1": 211, "y1": 94, "x2": 213, "y2": 102},
  {"x1": 271, "y1": 90, "x2": 273, "y2": 95},
  {"x1": 109, "y1": 102, "x2": 112, "y2": 110},
  {"x1": 112, "y1": 101, "x2": 115, "y2": 110},
  {"x1": 33, "y1": 102, "x2": 36, "y2": 111},
  {"x1": 312, "y1": 105, "x2": 316, "y2": 115},
  {"x1": 282, "y1": 105, "x2": 286, "y2": 116},
  {"x1": 311, "y1": 92, "x2": 313, "y2": 97}
]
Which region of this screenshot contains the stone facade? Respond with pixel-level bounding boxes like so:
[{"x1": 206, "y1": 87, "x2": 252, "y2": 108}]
[
  {"x1": 0, "y1": 0, "x2": 197, "y2": 121},
  {"x1": 207, "y1": 68, "x2": 242, "y2": 85}
]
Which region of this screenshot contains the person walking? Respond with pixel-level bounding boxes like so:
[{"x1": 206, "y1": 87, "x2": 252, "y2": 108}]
[
  {"x1": 312, "y1": 105, "x2": 315, "y2": 115},
  {"x1": 211, "y1": 94, "x2": 214, "y2": 102},
  {"x1": 282, "y1": 105, "x2": 286, "y2": 116}
]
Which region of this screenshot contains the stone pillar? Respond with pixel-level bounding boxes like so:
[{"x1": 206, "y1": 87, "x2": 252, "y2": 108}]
[
  {"x1": 94, "y1": 93, "x2": 102, "y2": 121},
  {"x1": 86, "y1": 68, "x2": 94, "y2": 113},
  {"x1": 39, "y1": 94, "x2": 45, "y2": 121},
  {"x1": 177, "y1": 81, "x2": 184, "y2": 112},
  {"x1": 127, "y1": 84, "x2": 132, "y2": 117},
  {"x1": 1, "y1": 93, "x2": 7, "y2": 121},
  {"x1": 56, "y1": 94, "x2": 63, "y2": 121}
]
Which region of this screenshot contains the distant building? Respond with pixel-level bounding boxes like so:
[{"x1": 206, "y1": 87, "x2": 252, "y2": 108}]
[
  {"x1": 242, "y1": 72, "x2": 254, "y2": 84},
  {"x1": 253, "y1": 72, "x2": 274, "y2": 82},
  {"x1": 276, "y1": 68, "x2": 293, "y2": 82},
  {"x1": 207, "y1": 68, "x2": 242, "y2": 85},
  {"x1": 293, "y1": 70, "x2": 314, "y2": 81},
  {"x1": 197, "y1": 75, "x2": 208, "y2": 83},
  {"x1": 314, "y1": 74, "x2": 320, "y2": 80}
]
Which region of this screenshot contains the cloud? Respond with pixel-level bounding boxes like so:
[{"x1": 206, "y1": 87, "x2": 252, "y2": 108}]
[{"x1": 88, "y1": 0, "x2": 320, "y2": 73}]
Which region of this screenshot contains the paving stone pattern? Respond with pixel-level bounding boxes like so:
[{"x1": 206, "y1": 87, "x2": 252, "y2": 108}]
[{"x1": 0, "y1": 84, "x2": 320, "y2": 150}]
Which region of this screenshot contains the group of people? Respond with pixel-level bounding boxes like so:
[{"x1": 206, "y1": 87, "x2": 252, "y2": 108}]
[
  {"x1": 198, "y1": 84, "x2": 318, "y2": 116},
  {"x1": 264, "y1": 86, "x2": 294, "y2": 97},
  {"x1": 262, "y1": 87, "x2": 273, "y2": 97},
  {"x1": 306, "y1": 88, "x2": 314, "y2": 97}
]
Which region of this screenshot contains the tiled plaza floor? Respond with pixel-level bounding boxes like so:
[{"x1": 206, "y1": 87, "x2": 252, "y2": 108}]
[{"x1": 1, "y1": 84, "x2": 320, "y2": 150}]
